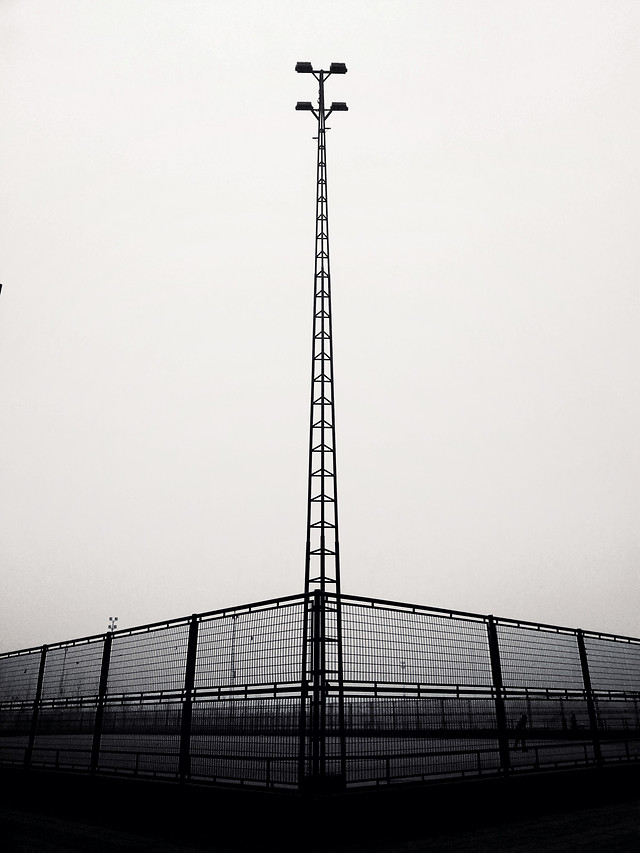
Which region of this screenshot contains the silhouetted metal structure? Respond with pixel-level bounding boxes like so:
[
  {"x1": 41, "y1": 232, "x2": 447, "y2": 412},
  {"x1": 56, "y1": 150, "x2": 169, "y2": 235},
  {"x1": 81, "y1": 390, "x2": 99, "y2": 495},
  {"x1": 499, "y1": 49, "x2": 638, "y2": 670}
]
[
  {"x1": 295, "y1": 60, "x2": 348, "y2": 790},
  {"x1": 2, "y1": 64, "x2": 639, "y2": 794},
  {"x1": 1, "y1": 594, "x2": 640, "y2": 788}
]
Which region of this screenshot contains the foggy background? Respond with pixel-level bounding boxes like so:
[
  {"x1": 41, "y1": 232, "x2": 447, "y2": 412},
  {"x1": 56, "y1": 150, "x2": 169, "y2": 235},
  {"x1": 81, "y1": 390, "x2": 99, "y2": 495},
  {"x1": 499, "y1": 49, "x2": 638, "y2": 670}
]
[{"x1": 1, "y1": 0, "x2": 639, "y2": 652}]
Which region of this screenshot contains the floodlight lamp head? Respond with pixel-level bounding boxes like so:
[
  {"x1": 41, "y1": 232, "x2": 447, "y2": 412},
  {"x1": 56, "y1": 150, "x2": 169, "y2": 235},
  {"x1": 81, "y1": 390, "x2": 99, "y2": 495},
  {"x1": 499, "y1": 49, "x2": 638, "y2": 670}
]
[
  {"x1": 295, "y1": 62, "x2": 314, "y2": 73},
  {"x1": 295, "y1": 101, "x2": 314, "y2": 111},
  {"x1": 329, "y1": 63, "x2": 347, "y2": 74},
  {"x1": 330, "y1": 102, "x2": 348, "y2": 111}
]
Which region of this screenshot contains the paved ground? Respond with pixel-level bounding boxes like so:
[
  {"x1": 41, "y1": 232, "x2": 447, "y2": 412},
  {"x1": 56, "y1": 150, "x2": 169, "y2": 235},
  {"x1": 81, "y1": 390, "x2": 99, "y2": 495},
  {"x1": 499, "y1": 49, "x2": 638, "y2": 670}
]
[
  {"x1": 3, "y1": 766, "x2": 640, "y2": 852},
  {"x1": 366, "y1": 799, "x2": 640, "y2": 852},
  {"x1": 3, "y1": 796, "x2": 640, "y2": 852}
]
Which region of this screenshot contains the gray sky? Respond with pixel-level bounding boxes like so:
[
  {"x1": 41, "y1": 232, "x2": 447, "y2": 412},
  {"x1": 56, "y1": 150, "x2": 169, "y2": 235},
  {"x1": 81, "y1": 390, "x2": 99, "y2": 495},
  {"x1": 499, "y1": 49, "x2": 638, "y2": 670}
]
[{"x1": 1, "y1": 0, "x2": 639, "y2": 652}]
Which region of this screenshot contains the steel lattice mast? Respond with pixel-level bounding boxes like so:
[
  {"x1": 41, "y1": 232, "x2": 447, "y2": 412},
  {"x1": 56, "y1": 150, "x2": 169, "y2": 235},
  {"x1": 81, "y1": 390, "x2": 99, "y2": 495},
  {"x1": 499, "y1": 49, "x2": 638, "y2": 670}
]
[{"x1": 295, "y1": 61, "x2": 348, "y2": 787}]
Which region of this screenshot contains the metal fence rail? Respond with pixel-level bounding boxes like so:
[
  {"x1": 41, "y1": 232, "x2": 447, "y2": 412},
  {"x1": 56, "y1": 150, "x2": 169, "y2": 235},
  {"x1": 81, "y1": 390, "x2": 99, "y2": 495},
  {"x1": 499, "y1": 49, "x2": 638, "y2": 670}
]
[{"x1": 1, "y1": 591, "x2": 639, "y2": 791}]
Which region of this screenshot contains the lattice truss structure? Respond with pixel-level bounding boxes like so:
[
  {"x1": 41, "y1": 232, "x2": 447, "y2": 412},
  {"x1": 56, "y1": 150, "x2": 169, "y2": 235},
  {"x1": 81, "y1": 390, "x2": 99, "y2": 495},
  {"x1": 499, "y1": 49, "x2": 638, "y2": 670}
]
[
  {"x1": 295, "y1": 62, "x2": 348, "y2": 597},
  {"x1": 295, "y1": 62, "x2": 349, "y2": 788},
  {"x1": 1, "y1": 64, "x2": 639, "y2": 792}
]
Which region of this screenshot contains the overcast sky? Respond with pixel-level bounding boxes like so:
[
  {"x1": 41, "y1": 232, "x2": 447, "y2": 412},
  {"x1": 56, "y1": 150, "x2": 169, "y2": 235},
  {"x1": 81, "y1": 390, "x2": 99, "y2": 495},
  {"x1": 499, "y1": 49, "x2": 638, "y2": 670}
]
[{"x1": 1, "y1": 0, "x2": 639, "y2": 652}]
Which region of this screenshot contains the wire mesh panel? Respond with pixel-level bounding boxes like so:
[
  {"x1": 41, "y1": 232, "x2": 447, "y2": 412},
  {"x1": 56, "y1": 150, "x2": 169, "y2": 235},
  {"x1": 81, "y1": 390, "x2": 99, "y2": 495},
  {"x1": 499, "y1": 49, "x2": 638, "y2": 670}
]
[
  {"x1": 26, "y1": 639, "x2": 104, "y2": 772},
  {"x1": 0, "y1": 649, "x2": 44, "y2": 766},
  {"x1": 107, "y1": 622, "x2": 190, "y2": 696},
  {"x1": 0, "y1": 706, "x2": 35, "y2": 765},
  {"x1": 345, "y1": 735, "x2": 501, "y2": 784},
  {"x1": 583, "y1": 635, "x2": 640, "y2": 693},
  {"x1": 341, "y1": 599, "x2": 492, "y2": 687},
  {"x1": 503, "y1": 695, "x2": 597, "y2": 770},
  {"x1": 600, "y1": 738, "x2": 640, "y2": 762},
  {"x1": 98, "y1": 701, "x2": 182, "y2": 777},
  {"x1": 341, "y1": 695, "x2": 501, "y2": 785},
  {"x1": 192, "y1": 601, "x2": 305, "y2": 787},
  {"x1": 0, "y1": 649, "x2": 43, "y2": 703},
  {"x1": 31, "y1": 704, "x2": 95, "y2": 772},
  {"x1": 504, "y1": 696, "x2": 590, "y2": 732},
  {"x1": 343, "y1": 696, "x2": 498, "y2": 732},
  {"x1": 496, "y1": 623, "x2": 584, "y2": 690},
  {"x1": 595, "y1": 697, "x2": 640, "y2": 731},
  {"x1": 195, "y1": 601, "x2": 304, "y2": 689},
  {"x1": 189, "y1": 697, "x2": 300, "y2": 786},
  {"x1": 496, "y1": 624, "x2": 601, "y2": 775},
  {"x1": 97, "y1": 621, "x2": 190, "y2": 779},
  {"x1": 338, "y1": 598, "x2": 498, "y2": 786},
  {"x1": 41, "y1": 641, "x2": 104, "y2": 700},
  {"x1": 508, "y1": 736, "x2": 598, "y2": 771}
]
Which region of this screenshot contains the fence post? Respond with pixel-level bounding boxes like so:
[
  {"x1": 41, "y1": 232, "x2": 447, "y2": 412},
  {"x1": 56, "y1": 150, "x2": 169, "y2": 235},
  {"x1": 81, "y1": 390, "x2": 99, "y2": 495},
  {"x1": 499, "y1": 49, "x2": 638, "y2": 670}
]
[
  {"x1": 90, "y1": 632, "x2": 113, "y2": 774},
  {"x1": 298, "y1": 590, "x2": 327, "y2": 790},
  {"x1": 298, "y1": 592, "x2": 311, "y2": 788},
  {"x1": 576, "y1": 629, "x2": 602, "y2": 765},
  {"x1": 487, "y1": 616, "x2": 511, "y2": 775},
  {"x1": 330, "y1": 590, "x2": 347, "y2": 789},
  {"x1": 311, "y1": 589, "x2": 325, "y2": 781},
  {"x1": 24, "y1": 644, "x2": 47, "y2": 769},
  {"x1": 179, "y1": 614, "x2": 199, "y2": 782}
]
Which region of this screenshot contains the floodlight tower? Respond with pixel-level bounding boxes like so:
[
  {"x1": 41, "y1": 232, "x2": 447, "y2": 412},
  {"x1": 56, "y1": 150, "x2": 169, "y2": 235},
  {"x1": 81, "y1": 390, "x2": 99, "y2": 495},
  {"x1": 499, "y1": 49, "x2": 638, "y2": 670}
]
[{"x1": 295, "y1": 61, "x2": 348, "y2": 787}]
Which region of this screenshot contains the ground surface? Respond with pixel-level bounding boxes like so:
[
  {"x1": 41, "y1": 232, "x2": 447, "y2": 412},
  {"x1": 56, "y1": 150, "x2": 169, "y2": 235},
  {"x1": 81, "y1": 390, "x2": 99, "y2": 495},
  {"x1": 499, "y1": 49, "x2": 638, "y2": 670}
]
[
  {"x1": 2, "y1": 766, "x2": 640, "y2": 852},
  {"x1": 3, "y1": 797, "x2": 640, "y2": 852}
]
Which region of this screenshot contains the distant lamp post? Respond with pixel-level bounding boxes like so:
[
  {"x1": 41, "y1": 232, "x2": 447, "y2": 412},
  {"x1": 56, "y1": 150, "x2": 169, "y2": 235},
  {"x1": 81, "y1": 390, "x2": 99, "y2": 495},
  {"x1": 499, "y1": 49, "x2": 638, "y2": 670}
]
[
  {"x1": 230, "y1": 615, "x2": 237, "y2": 681},
  {"x1": 108, "y1": 616, "x2": 118, "y2": 633}
]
